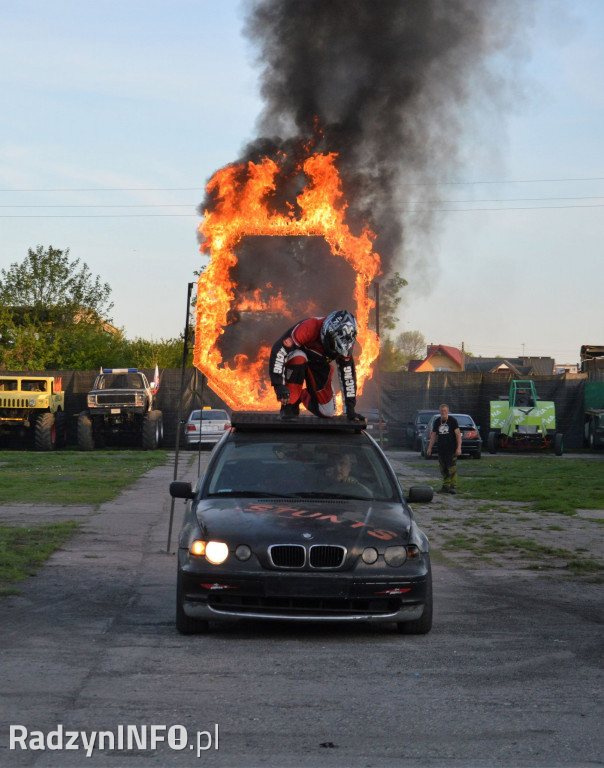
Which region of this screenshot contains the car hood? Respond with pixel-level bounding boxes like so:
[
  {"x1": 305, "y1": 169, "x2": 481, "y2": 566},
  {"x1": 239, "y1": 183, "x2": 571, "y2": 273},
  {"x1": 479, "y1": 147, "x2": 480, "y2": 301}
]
[{"x1": 193, "y1": 497, "x2": 412, "y2": 547}]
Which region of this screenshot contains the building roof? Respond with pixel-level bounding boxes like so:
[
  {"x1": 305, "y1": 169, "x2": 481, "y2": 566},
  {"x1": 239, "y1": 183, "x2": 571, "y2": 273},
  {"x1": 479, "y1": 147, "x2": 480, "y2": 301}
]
[
  {"x1": 421, "y1": 344, "x2": 463, "y2": 369},
  {"x1": 464, "y1": 356, "x2": 555, "y2": 375}
]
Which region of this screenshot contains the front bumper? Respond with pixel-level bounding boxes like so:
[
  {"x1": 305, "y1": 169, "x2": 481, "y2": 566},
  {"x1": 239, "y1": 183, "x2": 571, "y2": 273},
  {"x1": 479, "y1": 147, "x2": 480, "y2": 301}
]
[
  {"x1": 89, "y1": 406, "x2": 146, "y2": 417},
  {"x1": 178, "y1": 566, "x2": 429, "y2": 623}
]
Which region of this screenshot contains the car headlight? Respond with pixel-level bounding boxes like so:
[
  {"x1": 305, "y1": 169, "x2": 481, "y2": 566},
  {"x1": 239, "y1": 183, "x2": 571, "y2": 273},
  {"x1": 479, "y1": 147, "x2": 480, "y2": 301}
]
[
  {"x1": 28, "y1": 399, "x2": 36, "y2": 407},
  {"x1": 205, "y1": 541, "x2": 229, "y2": 564},
  {"x1": 189, "y1": 540, "x2": 229, "y2": 564},
  {"x1": 384, "y1": 546, "x2": 407, "y2": 567},
  {"x1": 361, "y1": 547, "x2": 379, "y2": 564}
]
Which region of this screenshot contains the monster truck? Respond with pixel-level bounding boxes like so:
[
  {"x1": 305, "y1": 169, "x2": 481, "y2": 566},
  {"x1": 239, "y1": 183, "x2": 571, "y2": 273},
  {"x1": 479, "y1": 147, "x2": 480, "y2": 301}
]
[
  {"x1": 487, "y1": 380, "x2": 563, "y2": 456},
  {"x1": 0, "y1": 375, "x2": 66, "y2": 451},
  {"x1": 77, "y1": 368, "x2": 163, "y2": 450},
  {"x1": 583, "y1": 382, "x2": 604, "y2": 450}
]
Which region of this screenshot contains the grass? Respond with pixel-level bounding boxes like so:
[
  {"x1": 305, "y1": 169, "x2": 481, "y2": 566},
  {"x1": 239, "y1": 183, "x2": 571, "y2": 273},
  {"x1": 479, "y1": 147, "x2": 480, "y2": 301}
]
[
  {"x1": 0, "y1": 522, "x2": 79, "y2": 595},
  {"x1": 0, "y1": 449, "x2": 169, "y2": 505},
  {"x1": 440, "y1": 532, "x2": 603, "y2": 576},
  {"x1": 420, "y1": 456, "x2": 604, "y2": 515},
  {"x1": 0, "y1": 449, "x2": 171, "y2": 594},
  {"x1": 407, "y1": 455, "x2": 604, "y2": 579}
]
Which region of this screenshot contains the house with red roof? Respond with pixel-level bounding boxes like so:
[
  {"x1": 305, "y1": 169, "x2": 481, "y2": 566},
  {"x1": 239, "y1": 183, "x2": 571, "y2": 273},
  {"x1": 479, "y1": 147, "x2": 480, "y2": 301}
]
[{"x1": 408, "y1": 344, "x2": 464, "y2": 373}]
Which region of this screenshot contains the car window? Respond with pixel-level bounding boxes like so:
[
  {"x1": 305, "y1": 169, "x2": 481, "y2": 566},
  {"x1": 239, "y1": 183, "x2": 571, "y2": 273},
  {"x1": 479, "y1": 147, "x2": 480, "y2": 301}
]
[
  {"x1": 205, "y1": 435, "x2": 398, "y2": 501},
  {"x1": 418, "y1": 412, "x2": 436, "y2": 424},
  {"x1": 452, "y1": 415, "x2": 474, "y2": 427},
  {"x1": 201, "y1": 410, "x2": 229, "y2": 421}
]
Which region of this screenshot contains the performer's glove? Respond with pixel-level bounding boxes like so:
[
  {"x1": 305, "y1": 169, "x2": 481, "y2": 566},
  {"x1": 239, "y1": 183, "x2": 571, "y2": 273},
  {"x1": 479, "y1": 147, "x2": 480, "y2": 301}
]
[
  {"x1": 346, "y1": 408, "x2": 365, "y2": 422},
  {"x1": 274, "y1": 384, "x2": 290, "y2": 404}
]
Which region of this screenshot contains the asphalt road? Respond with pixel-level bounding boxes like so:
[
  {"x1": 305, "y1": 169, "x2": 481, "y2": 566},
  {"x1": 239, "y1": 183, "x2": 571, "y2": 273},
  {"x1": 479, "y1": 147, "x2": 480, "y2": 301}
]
[{"x1": 0, "y1": 451, "x2": 602, "y2": 768}]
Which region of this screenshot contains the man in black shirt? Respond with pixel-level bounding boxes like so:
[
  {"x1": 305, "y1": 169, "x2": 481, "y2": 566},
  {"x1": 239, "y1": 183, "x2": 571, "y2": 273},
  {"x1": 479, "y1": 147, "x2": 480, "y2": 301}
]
[{"x1": 427, "y1": 403, "x2": 462, "y2": 494}]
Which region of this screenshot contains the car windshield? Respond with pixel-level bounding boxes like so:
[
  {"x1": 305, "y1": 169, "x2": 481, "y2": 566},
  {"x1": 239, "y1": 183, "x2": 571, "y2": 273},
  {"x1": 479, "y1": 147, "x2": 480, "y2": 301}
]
[
  {"x1": 418, "y1": 412, "x2": 436, "y2": 424},
  {"x1": 452, "y1": 414, "x2": 475, "y2": 428},
  {"x1": 97, "y1": 374, "x2": 144, "y2": 389},
  {"x1": 430, "y1": 414, "x2": 475, "y2": 429},
  {"x1": 204, "y1": 433, "x2": 399, "y2": 501}
]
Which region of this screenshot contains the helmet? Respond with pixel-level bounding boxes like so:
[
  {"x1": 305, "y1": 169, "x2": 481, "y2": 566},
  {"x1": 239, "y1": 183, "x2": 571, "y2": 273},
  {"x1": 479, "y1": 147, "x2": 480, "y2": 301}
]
[{"x1": 320, "y1": 310, "x2": 358, "y2": 358}]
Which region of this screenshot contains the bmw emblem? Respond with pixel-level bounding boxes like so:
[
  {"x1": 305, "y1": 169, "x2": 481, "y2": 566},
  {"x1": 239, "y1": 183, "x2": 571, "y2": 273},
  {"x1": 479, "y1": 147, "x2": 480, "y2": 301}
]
[{"x1": 302, "y1": 532, "x2": 313, "y2": 540}]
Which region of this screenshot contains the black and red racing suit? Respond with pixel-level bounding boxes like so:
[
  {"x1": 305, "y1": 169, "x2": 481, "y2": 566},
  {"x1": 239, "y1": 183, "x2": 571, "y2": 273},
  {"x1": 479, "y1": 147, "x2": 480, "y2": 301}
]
[{"x1": 269, "y1": 316, "x2": 358, "y2": 418}]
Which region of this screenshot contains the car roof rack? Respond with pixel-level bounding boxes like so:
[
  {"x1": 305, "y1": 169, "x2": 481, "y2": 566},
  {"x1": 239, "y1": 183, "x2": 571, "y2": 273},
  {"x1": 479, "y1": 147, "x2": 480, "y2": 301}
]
[{"x1": 231, "y1": 411, "x2": 367, "y2": 433}]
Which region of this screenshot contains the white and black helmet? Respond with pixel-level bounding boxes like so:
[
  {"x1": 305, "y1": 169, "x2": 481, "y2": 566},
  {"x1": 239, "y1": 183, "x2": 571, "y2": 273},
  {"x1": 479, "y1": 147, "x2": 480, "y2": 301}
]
[{"x1": 320, "y1": 310, "x2": 358, "y2": 358}]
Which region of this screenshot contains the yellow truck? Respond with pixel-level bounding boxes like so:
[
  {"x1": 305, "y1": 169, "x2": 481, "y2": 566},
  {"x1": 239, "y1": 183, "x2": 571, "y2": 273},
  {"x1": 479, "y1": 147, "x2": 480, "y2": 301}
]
[{"x1": 0, "y1": 375, "x2": 66, "y2": 450}]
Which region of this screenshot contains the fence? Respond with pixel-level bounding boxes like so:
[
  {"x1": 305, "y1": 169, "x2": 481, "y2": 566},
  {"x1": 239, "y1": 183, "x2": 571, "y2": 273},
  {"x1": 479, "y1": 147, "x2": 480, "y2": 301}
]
[
  {"x1": 0, "y1": 367, "x2": 595, "y2": 449},
  {"x1": 377, "y1": 371, "x2": 589, "y2": 450}
]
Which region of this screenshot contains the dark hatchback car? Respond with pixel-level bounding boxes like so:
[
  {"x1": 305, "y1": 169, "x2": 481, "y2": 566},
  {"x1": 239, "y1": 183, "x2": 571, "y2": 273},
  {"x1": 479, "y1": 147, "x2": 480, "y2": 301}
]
[
  {"x1": 407, "y1": 410, "x2": 439, "y2": 451},
  {"x1": 170, "y1": 413, "x2": 433, "y2": 635},
  {"x1": 420, "y1": 413, "x2": 482, "y2": 459},
  {"x1": 363, "y1": 407, "x2": 388, "y2": 446}
]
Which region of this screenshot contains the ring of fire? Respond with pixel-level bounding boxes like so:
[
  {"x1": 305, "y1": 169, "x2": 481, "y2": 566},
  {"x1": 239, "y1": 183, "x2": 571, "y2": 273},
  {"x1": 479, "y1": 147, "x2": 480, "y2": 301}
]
[{"x1": 194, "y1": 151, "x2": 382, "y2": 411}]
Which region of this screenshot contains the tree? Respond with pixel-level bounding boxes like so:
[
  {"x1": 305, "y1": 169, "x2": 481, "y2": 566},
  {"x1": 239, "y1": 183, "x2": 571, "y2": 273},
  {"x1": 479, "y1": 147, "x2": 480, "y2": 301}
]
[
  {"x1": 395, "y1": 330, "x2": 426, "y2": 362},
  {"x1": 378, "y1": 335, "x2": 408, "y2": 372},
  {"x1": 370, "y1": 272, "x2": 408, "y2": 333},
  {"x1": 0, "y1": 245, "x2": 117, "y2": 371},
  {"x1": 0, "y1": 245, "x2": 113, "y2": 323}
]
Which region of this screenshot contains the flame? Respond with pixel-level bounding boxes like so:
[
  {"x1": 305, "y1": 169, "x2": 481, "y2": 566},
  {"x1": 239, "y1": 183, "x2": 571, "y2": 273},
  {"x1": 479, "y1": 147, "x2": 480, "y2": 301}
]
[{"x1": 193, "y1": 150, "x2": 381, "y2": 411}]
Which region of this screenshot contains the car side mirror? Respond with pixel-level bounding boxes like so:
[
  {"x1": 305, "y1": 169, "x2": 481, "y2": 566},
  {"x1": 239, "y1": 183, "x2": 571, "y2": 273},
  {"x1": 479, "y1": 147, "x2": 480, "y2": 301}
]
[
  {"x1": 405, "y1": 485, "x2": 434, "y2": 503},
  {"x1": 170, "y1": 481, "x2": 194, "y2": 499}
]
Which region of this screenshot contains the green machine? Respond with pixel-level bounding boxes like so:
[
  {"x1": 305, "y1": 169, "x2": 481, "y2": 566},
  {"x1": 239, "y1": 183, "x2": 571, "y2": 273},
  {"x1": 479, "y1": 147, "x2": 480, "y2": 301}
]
[{"x1": 487, "y1": 380, "x2": 563, "y2": 456}]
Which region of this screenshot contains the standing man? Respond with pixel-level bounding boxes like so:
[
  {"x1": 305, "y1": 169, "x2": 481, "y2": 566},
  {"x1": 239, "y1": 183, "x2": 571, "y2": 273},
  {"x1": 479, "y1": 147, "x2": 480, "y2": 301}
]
[{"x1": 427, "y1": 404, "x2": 462, "y2": 494}]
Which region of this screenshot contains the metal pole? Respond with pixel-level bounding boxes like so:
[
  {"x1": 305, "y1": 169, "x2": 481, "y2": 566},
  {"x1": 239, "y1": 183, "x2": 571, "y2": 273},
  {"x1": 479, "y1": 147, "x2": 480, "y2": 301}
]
[
  {"x1": 374, "y1": 282, "x2": 384, "y2": 447},
  {"x1": 167, "y1": 281, "x2": 194, "y2": 553}
]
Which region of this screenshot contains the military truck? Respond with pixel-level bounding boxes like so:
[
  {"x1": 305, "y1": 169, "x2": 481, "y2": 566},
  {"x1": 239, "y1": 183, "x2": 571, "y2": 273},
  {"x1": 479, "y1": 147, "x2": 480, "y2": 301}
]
[
  {"x1": 78, "y1": 368, "x2": 163, "y2": 450},
  {"x1": 0, "y1": 375, "x2": 66, "y2": 450},
  {"x1": 487, "y1": 379, "x2": 563, "y2": 456}
]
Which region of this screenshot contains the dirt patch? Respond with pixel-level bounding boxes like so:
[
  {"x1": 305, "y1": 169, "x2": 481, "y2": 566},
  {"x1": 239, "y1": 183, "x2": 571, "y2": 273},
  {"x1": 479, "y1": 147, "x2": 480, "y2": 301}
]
[{"x1": 389, "y1": 450, "x2": 604, "y2": 580}]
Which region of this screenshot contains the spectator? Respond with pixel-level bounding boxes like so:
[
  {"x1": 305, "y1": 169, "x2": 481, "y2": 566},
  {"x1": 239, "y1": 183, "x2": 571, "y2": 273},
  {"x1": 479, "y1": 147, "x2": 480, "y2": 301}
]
[{"x1": 427, "y1": 404, "x2": 462, "y2": 494}]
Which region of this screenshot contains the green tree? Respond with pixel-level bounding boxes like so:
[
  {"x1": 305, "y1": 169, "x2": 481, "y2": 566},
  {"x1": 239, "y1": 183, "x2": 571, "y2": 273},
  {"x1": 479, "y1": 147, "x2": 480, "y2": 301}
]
[
  {"x1": 394, "y1": 330, "x2": 426, "y2": 363},
  {"x1": 122, "y1": 336, "x2": 189, "y2": 369},
  {"x1": 0, "y1": 245, "x2": 113, "y2": 323},
  {"x1": 0, "y1": 245, "x2": 117, "y2": 370},
  {"x1": 378, "y1": 334, "x2": 408, "y2": 372},
  {"x1": 371, "y1": 272, "x2": 408, "y2": 333}
]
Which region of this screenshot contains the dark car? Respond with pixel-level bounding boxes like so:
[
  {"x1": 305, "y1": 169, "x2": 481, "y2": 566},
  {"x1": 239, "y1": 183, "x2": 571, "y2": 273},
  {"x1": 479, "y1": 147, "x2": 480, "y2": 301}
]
[
  {"x1": 420, "y1": 413, "x2": 482, "y2": 459},
  {"x1": 363, "y1": 407, "x2": 388, "y2": 446},
  {"x1": 170, "y1": 413, "x2": 433, "y2": 635},
  {"x1": 407, "y1": 410, "x2": 439, "y2": 451}
]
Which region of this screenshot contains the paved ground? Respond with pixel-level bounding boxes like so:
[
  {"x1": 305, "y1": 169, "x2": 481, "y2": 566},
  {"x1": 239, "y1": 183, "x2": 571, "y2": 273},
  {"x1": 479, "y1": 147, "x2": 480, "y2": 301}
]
[{"x1": 0, "y1": 449, "x2": 602, "y2": 768}]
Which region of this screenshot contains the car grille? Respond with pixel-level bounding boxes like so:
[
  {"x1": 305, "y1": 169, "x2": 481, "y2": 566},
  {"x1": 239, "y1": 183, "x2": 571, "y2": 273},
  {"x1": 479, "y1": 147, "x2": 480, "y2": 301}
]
[
  {"x1": 310, "y1": 545, "x2": 345, "y2": 568},
  {"x1": 269, "y1": 545, "x2": 305, "y2": 568},
  {"x1": 268, "y1": 544, "x2": 346, "y2": 569},
  {"x1": 207, "y1": 594, "x2": 402, "y2": 617},
  {"x1": 96, "y1": 394, "x2": 137, "y2": 404}
]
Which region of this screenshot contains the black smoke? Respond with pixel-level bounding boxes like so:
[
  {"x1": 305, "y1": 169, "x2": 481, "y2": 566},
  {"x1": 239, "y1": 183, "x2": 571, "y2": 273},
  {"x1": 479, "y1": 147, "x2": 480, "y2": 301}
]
[{"x1": 199, "y1": 0, "x2": 532, "y2": 353}]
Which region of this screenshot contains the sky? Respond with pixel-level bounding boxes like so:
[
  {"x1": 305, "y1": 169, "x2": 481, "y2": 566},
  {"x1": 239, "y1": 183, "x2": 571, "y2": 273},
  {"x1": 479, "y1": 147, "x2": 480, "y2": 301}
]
[{"x1": 1, "y1": 0, "x2": 603, "y2": 367}]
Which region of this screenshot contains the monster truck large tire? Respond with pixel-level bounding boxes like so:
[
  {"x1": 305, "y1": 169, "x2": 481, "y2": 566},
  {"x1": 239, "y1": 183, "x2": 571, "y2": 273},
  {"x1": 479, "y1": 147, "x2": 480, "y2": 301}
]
[
  {"x1": 77, "y1": 411, "x2": 95, "y2": 451},
  {"x1": 35, "y1": 412, "x2": 56, "y2": 452},
  {"x1": 54, "y1": 411, "x2": 67, "y2": 447},
  {"x1": 487, "y1": 431, "x2": 498, "y2": 454},
  {"x1": 142, "y1": 410, "x2": 162, "y2": 450}
]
